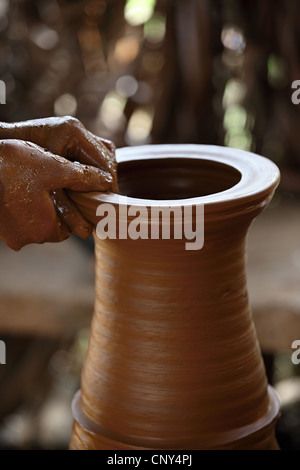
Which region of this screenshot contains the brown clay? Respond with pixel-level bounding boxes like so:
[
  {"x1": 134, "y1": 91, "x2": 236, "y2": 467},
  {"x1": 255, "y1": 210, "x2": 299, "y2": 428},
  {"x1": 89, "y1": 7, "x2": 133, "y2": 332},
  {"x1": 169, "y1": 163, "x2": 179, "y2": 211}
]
[
  {"x1": 0, "y1": 117, "x2": 117, "y2": 250},
  {"x1": 69, "y1": 144, "x2": 281, "y2": 450}
]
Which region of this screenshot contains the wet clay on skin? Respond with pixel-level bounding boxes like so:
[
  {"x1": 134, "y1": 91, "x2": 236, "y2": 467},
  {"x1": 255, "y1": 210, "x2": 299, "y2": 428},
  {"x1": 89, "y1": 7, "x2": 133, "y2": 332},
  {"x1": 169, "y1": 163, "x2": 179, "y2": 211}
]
[
  {"x1": 69, "y1": 145, "x2": 281, "y2": 450},
  {"x1": 0, "y1": 118, "x2": 117, "y2": 250}
]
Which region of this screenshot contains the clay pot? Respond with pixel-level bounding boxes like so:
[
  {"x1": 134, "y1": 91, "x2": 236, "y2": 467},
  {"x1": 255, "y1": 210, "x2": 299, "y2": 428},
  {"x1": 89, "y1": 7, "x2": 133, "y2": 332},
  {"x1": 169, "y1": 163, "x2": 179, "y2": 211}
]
[{"x1": 69, "y1": 144, "x2": 280, "y2": 450}]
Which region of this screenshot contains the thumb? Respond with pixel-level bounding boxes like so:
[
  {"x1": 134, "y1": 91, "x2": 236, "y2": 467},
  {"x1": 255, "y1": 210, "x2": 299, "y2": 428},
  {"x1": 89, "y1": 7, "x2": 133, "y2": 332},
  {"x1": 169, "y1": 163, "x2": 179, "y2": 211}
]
[{"x1": 48, "y1": 155, "x2": 113, "y2": 192}]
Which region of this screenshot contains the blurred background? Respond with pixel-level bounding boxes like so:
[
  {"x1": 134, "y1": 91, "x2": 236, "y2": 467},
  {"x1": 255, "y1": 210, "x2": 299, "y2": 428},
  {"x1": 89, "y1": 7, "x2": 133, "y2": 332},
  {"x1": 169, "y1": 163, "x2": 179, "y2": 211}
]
[{"x1": 0, "y1": 0, "x2": 299, "y2": 449}]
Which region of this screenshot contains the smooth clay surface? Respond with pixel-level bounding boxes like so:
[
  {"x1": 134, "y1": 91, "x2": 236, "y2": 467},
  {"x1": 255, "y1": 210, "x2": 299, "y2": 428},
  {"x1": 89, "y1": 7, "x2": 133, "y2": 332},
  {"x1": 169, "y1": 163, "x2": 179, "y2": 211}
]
[{"x1": 69, "y1": 145, "x2": 281, "y2": 450}]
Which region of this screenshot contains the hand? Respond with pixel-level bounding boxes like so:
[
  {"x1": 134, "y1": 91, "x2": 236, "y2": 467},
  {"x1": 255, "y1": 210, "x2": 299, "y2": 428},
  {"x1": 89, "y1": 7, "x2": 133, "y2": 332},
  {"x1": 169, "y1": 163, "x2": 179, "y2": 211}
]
[
  {"x1": 0, "y1": 116, "x2": 118, "y2": 250},
  {"x1": 0, "y1": 139, "x2": 113, "y2": 251},
  {"x1": 0, "y1": 116, "x2": 118, "y2": 191}
]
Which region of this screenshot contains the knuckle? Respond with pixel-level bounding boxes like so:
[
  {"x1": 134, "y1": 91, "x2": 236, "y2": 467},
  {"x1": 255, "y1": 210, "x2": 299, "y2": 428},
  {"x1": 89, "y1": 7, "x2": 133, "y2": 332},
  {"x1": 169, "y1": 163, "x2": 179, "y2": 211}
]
[
  {"x1": 0, "y1": 139, "x2": 20, "y2": 151},
  {"x1": 62, "y1": 116, "x2": 82, "y2": 130},
  {"x1": 101, "y1": 138, "x2": 116, "y2": 153}
]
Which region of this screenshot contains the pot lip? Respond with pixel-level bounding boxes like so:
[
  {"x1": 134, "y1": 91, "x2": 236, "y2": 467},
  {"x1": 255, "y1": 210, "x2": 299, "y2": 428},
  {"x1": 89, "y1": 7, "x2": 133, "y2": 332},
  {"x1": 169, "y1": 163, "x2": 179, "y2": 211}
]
[{"x1": 88, "y1": 144, "x2": 280, "y2": 208}]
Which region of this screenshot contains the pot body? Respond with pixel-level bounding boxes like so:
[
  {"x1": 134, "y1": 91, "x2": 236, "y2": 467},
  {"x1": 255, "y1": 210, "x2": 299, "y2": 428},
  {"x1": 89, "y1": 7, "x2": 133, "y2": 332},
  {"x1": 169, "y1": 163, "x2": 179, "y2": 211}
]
[{"x1": 69, "y1": 145, "x2": 280, "y2": 450}]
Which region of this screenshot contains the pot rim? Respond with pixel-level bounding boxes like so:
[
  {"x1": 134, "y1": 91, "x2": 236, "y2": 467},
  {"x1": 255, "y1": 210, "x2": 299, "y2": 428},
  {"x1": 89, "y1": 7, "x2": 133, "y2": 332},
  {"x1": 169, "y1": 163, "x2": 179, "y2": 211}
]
[{"x1": 89, "y1": 144, "x2": 280, "y2": 208}]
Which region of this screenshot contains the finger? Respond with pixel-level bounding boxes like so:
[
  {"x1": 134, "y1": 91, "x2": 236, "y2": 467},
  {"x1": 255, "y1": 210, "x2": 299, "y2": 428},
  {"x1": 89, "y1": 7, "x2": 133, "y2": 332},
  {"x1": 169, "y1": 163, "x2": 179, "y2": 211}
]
[
  {"x1": 5, "y1": 118, "x2": 118, "y2": 189},
  {"x1": 39, "y1": 217, "x2": 71, "y2": 244},
  {"x1": 65, "y1": 127, "x2": 116, "y2": 173},
  {"x1": 99, "y1": 137, "x2": 116, "y2": 159},
  {"x1": 45, "y1": 217, "x2": 71, "y2": 244},
  {"x1": 50, "y1": 189, "x2": 92, "y2": 239},
  {"x1": 96, "y1": 137, "x2": 118, "y2": 192},
  {"x1": 12, "y1": 140, "x2": 115, "y2": 193},
  {"x1": 44, "y1": 153, "x2": 114, "y2": 192},
  {"x1": 58, "y1": 161, "x2": 113, "y2": 191},
  {"x1": 4, "y1": 195, "x2": 71, "y2": 250},
  {"x1": 64, "y1": 133, "x2": 119, "y2": 193},
  {"x1": 97, "y1": 137, "x2": 119, "y2": 192}
]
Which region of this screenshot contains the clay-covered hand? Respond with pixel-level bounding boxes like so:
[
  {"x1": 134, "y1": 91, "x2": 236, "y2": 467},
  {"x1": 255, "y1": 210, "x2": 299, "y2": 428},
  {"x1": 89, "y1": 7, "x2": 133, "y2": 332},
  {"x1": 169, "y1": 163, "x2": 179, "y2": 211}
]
[
  {"x1": 0, "y1": 139, "x2": 113, "y2": 251},
  {"x1": 0, "y1": 116, "x2": 118, "y2": 191},
  {"x1": 0, "y1": 116, "x2": 118, "y2": 250}
]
